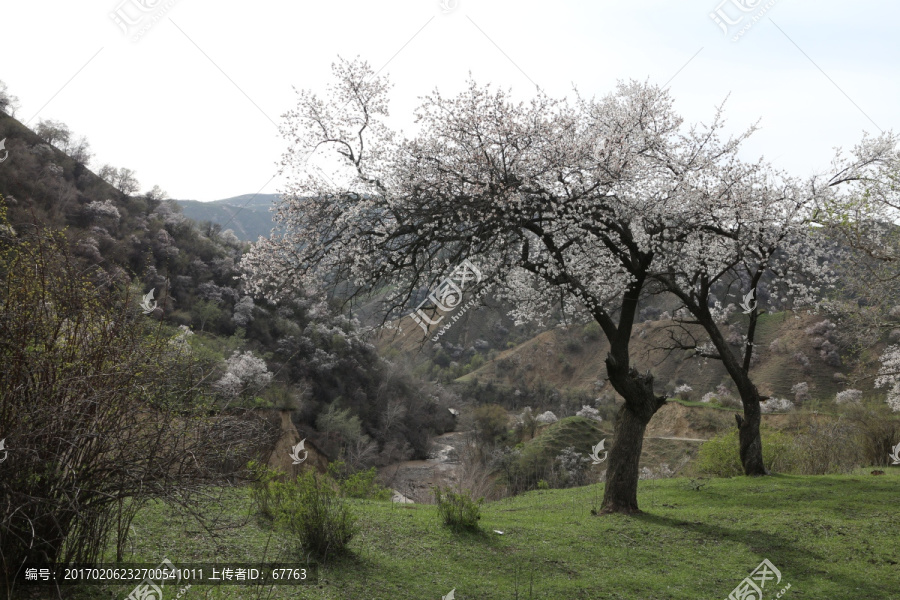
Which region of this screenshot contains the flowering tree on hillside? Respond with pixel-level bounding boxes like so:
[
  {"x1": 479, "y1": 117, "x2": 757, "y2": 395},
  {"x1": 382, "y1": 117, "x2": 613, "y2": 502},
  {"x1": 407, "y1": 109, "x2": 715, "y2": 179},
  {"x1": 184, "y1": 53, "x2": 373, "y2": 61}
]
[
  {"x1": 813, "y1": 132, "x2": 900, "y2": 412},
  {"x1": 645, "y1": 164, "x2": 833, "y2": 474},
  {"x1": 241, "y1": 58, "x2": 766, "y2": 513}
]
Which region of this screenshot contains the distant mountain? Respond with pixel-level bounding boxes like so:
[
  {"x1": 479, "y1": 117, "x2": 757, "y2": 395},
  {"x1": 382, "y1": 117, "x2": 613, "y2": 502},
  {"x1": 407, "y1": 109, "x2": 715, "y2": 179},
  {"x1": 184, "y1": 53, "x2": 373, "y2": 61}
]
[{"x1": 175, "y1": 193, "x2": 281, "y2": 241}]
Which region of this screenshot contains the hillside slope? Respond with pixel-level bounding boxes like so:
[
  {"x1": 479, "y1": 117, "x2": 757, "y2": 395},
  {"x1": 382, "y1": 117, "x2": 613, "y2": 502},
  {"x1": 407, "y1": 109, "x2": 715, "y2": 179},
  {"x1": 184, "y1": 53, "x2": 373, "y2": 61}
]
[{"x1": 175, "y1": 193, "x2": 280, "y2": 241}]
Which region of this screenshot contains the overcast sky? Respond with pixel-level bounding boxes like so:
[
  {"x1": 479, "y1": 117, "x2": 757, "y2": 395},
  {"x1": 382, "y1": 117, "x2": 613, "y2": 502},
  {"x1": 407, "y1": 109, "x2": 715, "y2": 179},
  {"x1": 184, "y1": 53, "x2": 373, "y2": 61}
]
[{"x1": 3, "y1": 0, "x2": 898, "y2": 202}]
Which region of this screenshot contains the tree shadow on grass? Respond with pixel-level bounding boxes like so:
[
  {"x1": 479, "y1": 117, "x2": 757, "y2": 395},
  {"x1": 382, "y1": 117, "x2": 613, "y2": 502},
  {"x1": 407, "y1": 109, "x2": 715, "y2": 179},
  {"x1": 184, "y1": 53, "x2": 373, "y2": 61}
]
[{"x1": 635, "y1": 512, "x2": 890, "y2": 597}]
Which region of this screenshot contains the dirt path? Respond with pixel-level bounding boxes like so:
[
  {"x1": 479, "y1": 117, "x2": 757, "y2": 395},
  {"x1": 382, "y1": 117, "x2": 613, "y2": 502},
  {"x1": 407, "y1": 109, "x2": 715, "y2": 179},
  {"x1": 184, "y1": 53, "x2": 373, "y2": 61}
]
[{"x1": 646, "y1": 436, "x2": 708, "y2": 442}]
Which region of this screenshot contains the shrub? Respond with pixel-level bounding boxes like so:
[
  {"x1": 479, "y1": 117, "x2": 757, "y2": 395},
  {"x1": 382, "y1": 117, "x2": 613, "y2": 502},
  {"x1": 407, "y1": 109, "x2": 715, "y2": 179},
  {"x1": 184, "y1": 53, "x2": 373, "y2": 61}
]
[
  {"x1": 433, "y1": 487, "x2": 483, "y2": 532},
  {"x1": 701, "y1": 387, "x2": 741, "y2": 409},
  {"x1": 583, "y1": 321, "x2": 601, "y2": 341},
  {"x1": 472, "y1": 404, "x2": 509, "y2": 442},
  {"x1": 695, "y1": 428, "x2": 795, "y2": 477},
  {"x1": 248, "y1": 461, "x2": 285, "y2": 518},
  {"x1": 844, "y1": 404, "x2": 900, "y2": 467},
  {"x1": 790, "y1": 418, "x2": 862, "y2": 474},
  {"x1": 535, "y1": 411, "x2": 558, "y2": 424},
  {"x1": 515, "y1": 407, "x2": 539, "y2": 440},
  {"x1": 564, "y1": 338, "x2": 583, "y2": 353},
  {"x1": 791, "y1": 382, "x2": 809, "y2": 404},
  {"x1": 761, "y1": 397, "x2": 795, "y2": 413},
  {"x1": 0, "y1": 211, "x2": 274, "y2": 567},
  {"x1": 554, "y1": 446, "x2": 593, "y2": 487},
  {"x1": 674, "y1": 384, "x2": 693, "y2": 401},
  {"x1": 835, "y1": 389, "x2": 863, "y2": 405},
  {"x1": 327, "y1": 461, "x2": 392, "y2": 500},
  {"x1": 272, "y1": 470, "x2": 356, "y2": 559},
  {"x1": 575, "y1": 405, "x2": 603, "y2": 422}
]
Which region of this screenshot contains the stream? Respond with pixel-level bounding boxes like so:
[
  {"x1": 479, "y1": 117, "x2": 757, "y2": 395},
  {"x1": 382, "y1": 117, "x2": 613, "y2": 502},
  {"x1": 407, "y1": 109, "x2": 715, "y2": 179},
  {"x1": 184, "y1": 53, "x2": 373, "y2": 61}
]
[{"x1": 379, "y1": 430, "x2": 470, "y2": 503}]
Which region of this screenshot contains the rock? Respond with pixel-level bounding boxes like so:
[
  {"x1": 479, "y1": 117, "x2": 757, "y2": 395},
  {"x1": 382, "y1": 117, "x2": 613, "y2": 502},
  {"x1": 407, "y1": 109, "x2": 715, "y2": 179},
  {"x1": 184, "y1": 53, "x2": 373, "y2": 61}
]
[{"x1": 391, "y1": 490, "x2": 414, "y2": 503}]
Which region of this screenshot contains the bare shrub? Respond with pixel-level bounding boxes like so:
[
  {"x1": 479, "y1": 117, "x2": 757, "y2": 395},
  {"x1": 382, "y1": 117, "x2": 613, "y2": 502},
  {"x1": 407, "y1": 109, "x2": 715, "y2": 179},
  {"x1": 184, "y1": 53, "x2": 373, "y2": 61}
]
[
  {"x1": 0, "y1": 217, "x2": 275, "y2": 582},
  {"x1": 790, "y1": 418, "x2": 861, "y2": 474},
  {"x1": 843, "y1": 404, "x2": 900, "y2": 467}
]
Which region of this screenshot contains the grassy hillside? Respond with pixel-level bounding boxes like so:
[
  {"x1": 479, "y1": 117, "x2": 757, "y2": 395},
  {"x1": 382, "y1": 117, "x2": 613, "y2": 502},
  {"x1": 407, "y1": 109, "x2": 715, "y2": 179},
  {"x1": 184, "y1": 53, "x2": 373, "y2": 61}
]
[{"x1": 42, "y1": 471, "x2": 900, "y2": 599}]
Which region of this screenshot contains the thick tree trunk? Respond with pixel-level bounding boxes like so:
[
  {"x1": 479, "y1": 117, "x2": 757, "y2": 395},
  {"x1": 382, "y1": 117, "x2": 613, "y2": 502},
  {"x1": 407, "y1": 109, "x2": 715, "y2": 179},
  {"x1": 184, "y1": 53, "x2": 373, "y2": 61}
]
[
  {"x1": 600, "y1": 403, "x2": 652, "y2": 514},
  {"x1": 599, "y1": 355, "x2": 665, "y2": 514}
]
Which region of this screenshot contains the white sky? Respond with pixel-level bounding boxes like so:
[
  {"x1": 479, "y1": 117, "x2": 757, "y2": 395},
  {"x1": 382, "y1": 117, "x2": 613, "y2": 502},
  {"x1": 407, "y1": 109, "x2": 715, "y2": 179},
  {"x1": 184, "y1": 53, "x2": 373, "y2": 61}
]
[{"x1": 3, "y1": 0, "x2": 897, "y2": 202}]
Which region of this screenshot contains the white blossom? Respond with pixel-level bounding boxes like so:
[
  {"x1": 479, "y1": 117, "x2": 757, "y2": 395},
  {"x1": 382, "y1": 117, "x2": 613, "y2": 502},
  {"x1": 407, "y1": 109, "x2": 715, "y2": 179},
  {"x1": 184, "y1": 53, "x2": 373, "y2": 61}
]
[
  {"x1": 535, "y1": 411, "x2": 558, "y2": 424},
  {"x1": 575, "y1": 405, "x2": 603, "y2": 422},
  {"x1": 834, "y1": 389, "x2": 863, "y2": 405},
  {"x1": 875, "y1": 346, "x2": 900, "y2": 411}
]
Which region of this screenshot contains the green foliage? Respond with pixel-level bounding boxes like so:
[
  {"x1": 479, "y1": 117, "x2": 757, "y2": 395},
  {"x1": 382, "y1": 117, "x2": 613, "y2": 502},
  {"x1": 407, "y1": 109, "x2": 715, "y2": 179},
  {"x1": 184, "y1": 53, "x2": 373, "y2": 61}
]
[
  {"x1": 582, "y1": 321, "x2": 601, "y2": 341},
  {"x1": 695, "y1": 428, "x2": 795, "y2": 476},
  {"x1": 271, "y1": 470, "x2": 357, "y2": 559},
  {"x1": 433, "y1": 487, "x2": 483, "y2": 532},
  {"x1": 327, "y1": 461, "x2": 392, "y2": 500},
  {"x1": 501, "y1": 416, "x2": 606, "y2": 493},
  {"x1": 317, "y1": 403, "x2": 364, "y2": 445},
  {"x1": 466, "y1": 353, "x2": 485, "y2": 372},
  {"x1": 247, "y1": 460, "x2": 285, "y2": 518},
  {"x1": 193, "y1": 299, "x2": 223, "y2": 332},
  {"x1": 472, "y1": 404, "x2": 509, "y2": 442}
]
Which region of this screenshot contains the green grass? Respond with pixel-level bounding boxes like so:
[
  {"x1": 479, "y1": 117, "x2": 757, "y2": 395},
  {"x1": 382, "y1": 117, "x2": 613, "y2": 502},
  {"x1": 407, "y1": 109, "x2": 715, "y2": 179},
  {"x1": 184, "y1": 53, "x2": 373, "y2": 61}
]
[{"x1": 44, "y1": 469, "x2": 900, "y2": 599}]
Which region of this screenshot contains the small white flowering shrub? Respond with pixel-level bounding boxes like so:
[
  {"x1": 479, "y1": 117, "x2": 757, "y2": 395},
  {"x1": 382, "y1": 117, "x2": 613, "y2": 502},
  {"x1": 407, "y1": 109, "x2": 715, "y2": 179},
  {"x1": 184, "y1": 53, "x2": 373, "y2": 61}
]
[
  {"x1": 834, "y1": 389, "x2": 862, "y2": 405},
  {"x1": 535, "y1": 411, "x2": 558, "y2": 424}
]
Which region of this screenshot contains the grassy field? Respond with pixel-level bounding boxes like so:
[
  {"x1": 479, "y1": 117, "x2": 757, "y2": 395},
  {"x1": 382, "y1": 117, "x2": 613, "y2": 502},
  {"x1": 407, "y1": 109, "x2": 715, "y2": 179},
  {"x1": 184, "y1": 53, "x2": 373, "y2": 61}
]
[{"x1": 34, "y1": 469, "x2": 900, "y2": 600}]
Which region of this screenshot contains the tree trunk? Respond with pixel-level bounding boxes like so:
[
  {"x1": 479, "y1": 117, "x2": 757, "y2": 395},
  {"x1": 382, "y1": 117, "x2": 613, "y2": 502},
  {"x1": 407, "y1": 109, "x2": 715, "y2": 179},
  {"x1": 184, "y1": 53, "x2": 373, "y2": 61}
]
[
  {"x1": 736, "y1": 402, "x2": 768, "y2": 476},
  {"x1": 599, "y1": 355, "x2": 665, "y2": 514},
  {"x1": 600, "y1": 402, "x2": 652, "y2": 514},
  {"x1": 692, "y1": 308, "x2": 769, "y2": 476}
]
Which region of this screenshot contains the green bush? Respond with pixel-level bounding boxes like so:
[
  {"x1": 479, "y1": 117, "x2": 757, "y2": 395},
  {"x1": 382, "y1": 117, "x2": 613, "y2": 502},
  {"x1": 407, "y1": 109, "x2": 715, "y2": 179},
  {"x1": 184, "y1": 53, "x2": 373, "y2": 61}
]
[
  {"x1": 247, "y1": 460, "x2": 285, "y2": 518},
  {"x1": 272, "y1": 470, "x2": 356, "y2": 559},
  {"x1": 473, "y1": 404, "x2": 509, "y2": 442},
  {"x1": 327, "y1": 461, "x2": 392, "y2": 500},
  {"x1": 433, "y1": 487, "x2": 483, "y2": 532},
  {"x1": 583, "y1": 321, "x2": 601, "y2": 341},
  {"x1": 695, "y1": 428, "x2": 795, "y2": 477}
]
